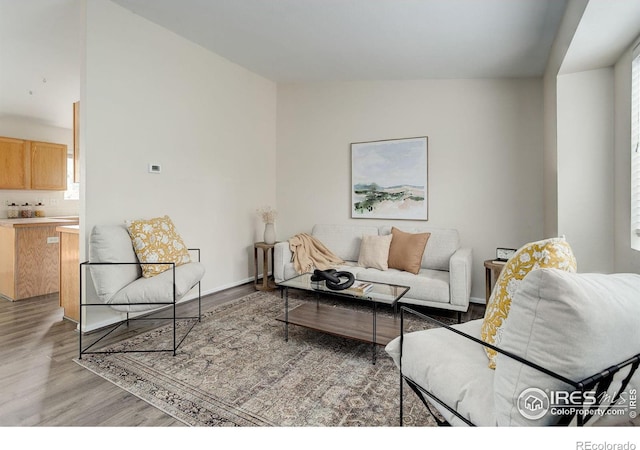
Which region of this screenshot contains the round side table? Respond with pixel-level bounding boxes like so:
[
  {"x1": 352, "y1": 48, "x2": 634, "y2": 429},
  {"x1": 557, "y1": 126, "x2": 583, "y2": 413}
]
[{"x1": 484, "y1": 259, "x2": 506, "y2": 302}]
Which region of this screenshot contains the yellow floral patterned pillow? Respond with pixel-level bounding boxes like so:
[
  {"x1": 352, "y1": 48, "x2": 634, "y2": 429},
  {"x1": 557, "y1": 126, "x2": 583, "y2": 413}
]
[
  {"x1": 481, "y1": 237, "x2": 577, "y2": 369},
  {"x1": 126, "y1": 215, "x2": 191, "y2": 278}
]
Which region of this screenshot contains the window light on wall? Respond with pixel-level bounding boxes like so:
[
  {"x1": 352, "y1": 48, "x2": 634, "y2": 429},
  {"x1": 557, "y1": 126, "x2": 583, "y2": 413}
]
[
  {"x1": 64, "y1": 153, "x2": 79, "y2": 200},
  {"x1": 631, "y1": 42, "x2": 640, "y2": 251}
]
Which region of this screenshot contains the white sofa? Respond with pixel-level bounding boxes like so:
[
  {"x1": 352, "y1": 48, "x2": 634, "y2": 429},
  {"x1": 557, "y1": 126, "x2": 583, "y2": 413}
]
[
  {"x1": 386, "y1": 268, "x2": 640, "y2": 426},
  {"x1": 274, "y1": 224, "x2": 472, "y2": 316}
]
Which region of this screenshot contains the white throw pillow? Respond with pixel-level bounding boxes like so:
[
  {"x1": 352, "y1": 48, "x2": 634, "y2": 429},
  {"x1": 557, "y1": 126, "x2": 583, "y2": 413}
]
[{"x1": 357, "y1": 234, "x2": 393, "y2": 270}]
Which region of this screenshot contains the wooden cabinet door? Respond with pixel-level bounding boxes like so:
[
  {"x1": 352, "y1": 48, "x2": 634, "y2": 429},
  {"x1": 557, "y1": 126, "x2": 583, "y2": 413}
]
[
  {"x1": 31, "y1": 141, "x2": 67, "y2": 190},
  {"x1": 15, "y1": 226, "x2": 59, "y2": 299},
  {"x1": 0, "y1": 137, "x2": 29, "y2": 189}
]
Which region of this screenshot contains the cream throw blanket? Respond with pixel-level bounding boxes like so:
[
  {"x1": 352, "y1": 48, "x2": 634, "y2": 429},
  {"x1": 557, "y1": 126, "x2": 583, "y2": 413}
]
[{"x1": 289, "y1": 233, "x2": 344, "y2": 274}]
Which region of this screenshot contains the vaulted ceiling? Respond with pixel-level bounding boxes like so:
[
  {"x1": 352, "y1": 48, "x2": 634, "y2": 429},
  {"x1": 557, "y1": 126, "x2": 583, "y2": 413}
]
[
  {"x1": 12, "y1": 0, "x2": 639, "y2": 131},
  {"x1": 111, "y1": 0, "x2": 568, "y2": 81}
]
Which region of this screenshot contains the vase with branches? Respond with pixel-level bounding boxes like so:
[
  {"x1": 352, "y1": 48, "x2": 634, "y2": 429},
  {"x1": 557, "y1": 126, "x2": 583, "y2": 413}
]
[{"x1": 257, "y1": 206, "x2": 277, "y2": 244}]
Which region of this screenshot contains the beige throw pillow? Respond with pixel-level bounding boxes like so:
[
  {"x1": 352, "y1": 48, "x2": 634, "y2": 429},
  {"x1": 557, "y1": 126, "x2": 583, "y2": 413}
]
[
  {"x1": 126, "y1": 215, "x2": 191, "y2": 278},
  {"x1": 387, "y1": 227, "x2": 431, "y2": 275},
  {"x1": 357, "y1": 234, "x2": 393, "y2": 270}
]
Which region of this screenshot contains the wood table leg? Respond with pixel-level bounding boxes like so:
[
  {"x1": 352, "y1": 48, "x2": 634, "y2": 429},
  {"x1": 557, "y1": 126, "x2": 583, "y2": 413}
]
[
  {"x1": 485, "y1": 266, "x2": 491, "y2": 302},
  {"x1": 254, "y1": 246, "x2": 259, "y2": 289},
  {"x1": 262, "y1": 247, "x2": 269, "y2": 290}
]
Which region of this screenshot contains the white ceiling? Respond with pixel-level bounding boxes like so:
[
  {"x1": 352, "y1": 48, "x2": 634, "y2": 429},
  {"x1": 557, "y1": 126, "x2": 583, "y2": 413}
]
[
  {"x1": 0, "y1": 0, "x2": 82, "y2": 130},
  {"x1": 0, "y1": 0, "x2": 582, "y2": 130},
  {"x1": 113, "y1": 0, "x2": 568, "y2": 81},
  {"x1": 560, "y1": 0, "x2": 640, "y2": 74}
]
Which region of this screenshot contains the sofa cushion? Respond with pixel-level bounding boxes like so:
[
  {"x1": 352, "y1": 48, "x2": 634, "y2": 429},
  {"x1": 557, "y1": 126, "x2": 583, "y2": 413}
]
[
  {"x1": 358, "y1": 268, "x2": 450, "y2": 304},
  {"x1": 357, "y1": 234, "x2": 393, "y2": 270},
  {"x1": 89, "y1": 224, "x2": 142, "y2": 304},
  {"x1": 311, "y1": 224, "x2": 379, "y2": 261},
  {"x1": 126, "y1": 215, "x2": 191, "y2": 278},
  {"x1": 481, "y1": 237, "x2": 577, "y2": 369},
  {"x1": 494, "y1": 269, "x2": 640, "y2": 426},
  {"x1": 385, "y1": 319, "x2": 496, "y2": 426},
  {"x1": 108, "y1": 262, "x2": 206, "y2": 312},
  {"x1": 387, "y1": 227, "x2": 430, "y2": 274},
  {"x1": 379, "y1": 226, "x2": 459, "y2": 271}
]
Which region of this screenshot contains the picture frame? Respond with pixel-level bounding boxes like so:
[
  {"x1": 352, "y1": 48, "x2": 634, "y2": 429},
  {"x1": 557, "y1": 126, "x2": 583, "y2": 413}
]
[{"x1": 351, "y1": 136, "x2": 428, "y2": 220}]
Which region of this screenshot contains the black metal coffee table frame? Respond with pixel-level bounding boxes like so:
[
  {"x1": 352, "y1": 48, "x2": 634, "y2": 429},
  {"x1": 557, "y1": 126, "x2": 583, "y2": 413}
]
[{"x1": 276, "y1": 272, "x2": 410, "y2": 364}]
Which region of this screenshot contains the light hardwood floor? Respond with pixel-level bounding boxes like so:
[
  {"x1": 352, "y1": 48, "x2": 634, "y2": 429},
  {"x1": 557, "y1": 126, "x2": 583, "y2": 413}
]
[
  {"x1": 0, "y1": 283, "x2": 484, "y2": 426},
  {"x1": 0, "y1": 283, "x2": 255, "y2": 426}
]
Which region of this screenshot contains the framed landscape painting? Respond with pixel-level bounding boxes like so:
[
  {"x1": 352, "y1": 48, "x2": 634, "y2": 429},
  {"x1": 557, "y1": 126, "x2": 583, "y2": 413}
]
[{"x1": 351, "y1": 136, "x2": 428, "y2": 220}]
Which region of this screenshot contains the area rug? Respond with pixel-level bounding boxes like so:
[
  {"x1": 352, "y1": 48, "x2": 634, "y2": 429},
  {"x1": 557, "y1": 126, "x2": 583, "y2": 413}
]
[{"x1": 75, "y1": 290, "x2": 449, "y2": 427}]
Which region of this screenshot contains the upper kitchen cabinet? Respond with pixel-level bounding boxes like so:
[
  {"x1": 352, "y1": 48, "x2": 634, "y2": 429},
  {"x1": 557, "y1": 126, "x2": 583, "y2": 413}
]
[
  {"x1": 31, "y1": 141, "x2": 67, "y2": 190},
  {"x1": 0, "y1": 136, "x2": 67, "y2": 190},
  {"x1": 0, "y1": 137, "x2": 29, "y2": 189},
  {"x1": 73, "y1": 101, "x2": 79, "y2": 183}
]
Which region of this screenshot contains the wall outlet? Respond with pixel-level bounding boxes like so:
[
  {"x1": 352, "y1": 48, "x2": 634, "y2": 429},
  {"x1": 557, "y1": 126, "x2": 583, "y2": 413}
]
[
  {"x1": 49, "y1": 198, "x2": 58, "y2": 206},
  {"x1": 148, "y1": 163, "x2": 162, "y2": 173}
]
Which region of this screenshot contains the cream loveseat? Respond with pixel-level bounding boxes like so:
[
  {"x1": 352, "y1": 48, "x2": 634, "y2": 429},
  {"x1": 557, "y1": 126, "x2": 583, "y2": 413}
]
[
  {"x1": 386, "y1": 268, "x2": 640, "y2": 426},
  {"x1": 273, "y1": 224, "x2": 472, "y2": 318}
]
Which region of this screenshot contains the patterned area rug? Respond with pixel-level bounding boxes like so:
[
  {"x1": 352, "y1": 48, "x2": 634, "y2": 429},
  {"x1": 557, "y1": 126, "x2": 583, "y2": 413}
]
[{"x1": 75, "y1": 290, "x2": 450, "y2": 427}]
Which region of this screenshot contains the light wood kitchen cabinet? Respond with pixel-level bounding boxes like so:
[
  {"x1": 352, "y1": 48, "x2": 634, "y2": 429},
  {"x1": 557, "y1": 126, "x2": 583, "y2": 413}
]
[
  {"x1": 31, "y1": 141, "x2": 67, "y2": 190},
  {"x1": 0, "y1": 136, "x2": 67, "y2": 191},
  {"x1": 0, "y1": 137, "x2": 29, "y2": 189},
  {"x1": 0, "y1": 218, "x2": 78, "y2": 301},
  {"x1": 73, "y1": 101, "x2": 80, "y2": 183}
]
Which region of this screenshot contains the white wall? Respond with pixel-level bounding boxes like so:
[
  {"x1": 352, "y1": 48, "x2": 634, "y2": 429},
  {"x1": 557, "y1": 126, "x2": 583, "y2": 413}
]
[
  {"x1": 614, "y1": 42, "x2": 640, "y2": 273},
  {"x1": 276, "y1": 79, "x2": 544, "y2": 300},
  {"x1": 542, "y1": 0, "x2": 589, "y2": 239},
  {"x1": 0, "y1": 116, "x2": 79, "y2": 218},
  {"x1": 81, "y1": 0, "x2": 277, "y2": 330},
  {"x1": 557, "y1": 68, "x2": 615, "y2": 272},
  {"x1": 544, "y1": 0, "x2": 640, "y2": 275}
]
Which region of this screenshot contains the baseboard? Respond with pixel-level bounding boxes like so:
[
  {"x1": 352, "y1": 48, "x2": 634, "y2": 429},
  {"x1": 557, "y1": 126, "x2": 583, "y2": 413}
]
[
  {"x1": 470, "y1": 296, "x2": 485, "y2": 305},
  {"x1": 199, "y1": 276, "x2": 256, "y2": 298}
]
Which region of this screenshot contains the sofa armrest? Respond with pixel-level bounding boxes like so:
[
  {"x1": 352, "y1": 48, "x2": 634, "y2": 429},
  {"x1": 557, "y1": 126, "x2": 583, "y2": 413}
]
[
  {"x1": 449, "y1": 247, "x2": 472, "y2": 308},
  {"x1": 274, "y1": 241, "x2": 292, "y2": 283}
]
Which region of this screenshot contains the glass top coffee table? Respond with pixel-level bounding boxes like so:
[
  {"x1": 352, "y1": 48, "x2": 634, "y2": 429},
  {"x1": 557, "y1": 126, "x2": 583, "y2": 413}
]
[{"x1": 276, "y1": 272, "x2": 410, "y2": 364}]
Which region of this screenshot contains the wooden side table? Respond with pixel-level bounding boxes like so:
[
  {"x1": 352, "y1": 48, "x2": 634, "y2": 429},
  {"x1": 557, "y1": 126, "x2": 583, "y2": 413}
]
[
  {"x1": 484, "y1": 259, "x2": 506, "y2": 302},
  {"x1": 254, "y1": 242, "x2": 277, "y2": 291}
]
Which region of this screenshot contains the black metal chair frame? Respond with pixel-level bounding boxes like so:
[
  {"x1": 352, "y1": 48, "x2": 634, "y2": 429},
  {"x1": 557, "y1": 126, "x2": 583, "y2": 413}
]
[
  {"x1": 399, "y1": 305, "x2": 640, "y2": 427},
  {"x1": 78, "y1": 249, "x2": 202, "y2": 359}
]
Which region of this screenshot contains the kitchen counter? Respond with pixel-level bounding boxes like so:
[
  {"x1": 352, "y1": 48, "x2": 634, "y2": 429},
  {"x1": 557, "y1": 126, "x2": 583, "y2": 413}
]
[
  {"x1": 0, "y1": 217, "x2": 79, "y2": 228},
  {"x1": 56, "y1": 224, "x2": 79, "y2": 233},
  {"x1": 0, "y1": 218, "x2": 77, "y2": 301}
]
